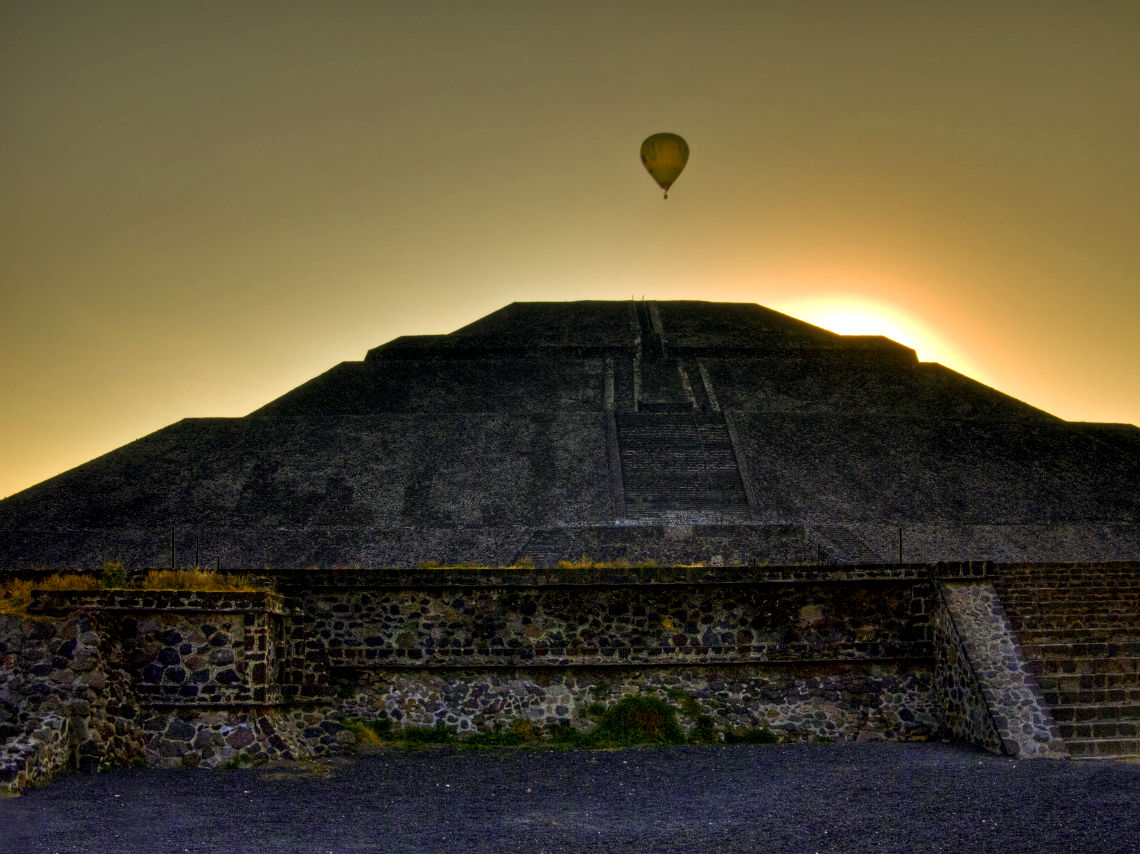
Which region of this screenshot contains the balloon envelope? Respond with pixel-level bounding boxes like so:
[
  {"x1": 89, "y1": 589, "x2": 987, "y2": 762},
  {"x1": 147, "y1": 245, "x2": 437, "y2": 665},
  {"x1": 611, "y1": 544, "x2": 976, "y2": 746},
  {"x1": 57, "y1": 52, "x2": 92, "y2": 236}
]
[{"x1": 640, "y1": 133, "x2": 689, "y2": 197}]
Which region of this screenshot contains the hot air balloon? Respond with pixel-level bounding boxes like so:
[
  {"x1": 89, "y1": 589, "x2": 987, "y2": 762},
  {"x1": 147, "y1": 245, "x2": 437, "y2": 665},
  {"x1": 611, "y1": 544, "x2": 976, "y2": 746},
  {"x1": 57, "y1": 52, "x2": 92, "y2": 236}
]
[{"x1": 640, "y1": 133, "x2": 689, "y2": 199}]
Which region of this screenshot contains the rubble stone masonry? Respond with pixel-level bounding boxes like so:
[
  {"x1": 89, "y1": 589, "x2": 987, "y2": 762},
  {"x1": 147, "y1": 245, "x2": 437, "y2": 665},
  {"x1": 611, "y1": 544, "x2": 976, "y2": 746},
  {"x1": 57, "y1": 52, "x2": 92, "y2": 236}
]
[{"x1": 0, "y1": 563, "x2": 1104, "y2": 794}]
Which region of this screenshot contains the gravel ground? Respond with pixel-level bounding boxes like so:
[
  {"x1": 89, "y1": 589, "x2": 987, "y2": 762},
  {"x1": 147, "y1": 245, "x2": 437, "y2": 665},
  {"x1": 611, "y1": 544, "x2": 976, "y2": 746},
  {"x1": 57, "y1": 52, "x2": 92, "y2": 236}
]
[{"x1": 1, "y1": 742, "x2": 1137, "y2": 854}]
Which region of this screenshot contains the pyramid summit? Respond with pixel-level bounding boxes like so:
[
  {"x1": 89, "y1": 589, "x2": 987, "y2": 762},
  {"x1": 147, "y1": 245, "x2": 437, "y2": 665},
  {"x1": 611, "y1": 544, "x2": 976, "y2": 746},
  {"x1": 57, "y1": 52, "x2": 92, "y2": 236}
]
[{"x1": 2, "y1": 300, "x2": 1138, "y2": 569}]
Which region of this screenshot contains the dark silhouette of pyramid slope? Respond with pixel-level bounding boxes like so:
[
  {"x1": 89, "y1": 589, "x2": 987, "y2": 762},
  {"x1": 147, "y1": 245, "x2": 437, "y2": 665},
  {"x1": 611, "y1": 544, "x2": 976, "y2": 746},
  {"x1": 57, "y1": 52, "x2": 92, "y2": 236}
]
[{"x1": 2, "y1": 301, "x2": 1137, "y2": 568}]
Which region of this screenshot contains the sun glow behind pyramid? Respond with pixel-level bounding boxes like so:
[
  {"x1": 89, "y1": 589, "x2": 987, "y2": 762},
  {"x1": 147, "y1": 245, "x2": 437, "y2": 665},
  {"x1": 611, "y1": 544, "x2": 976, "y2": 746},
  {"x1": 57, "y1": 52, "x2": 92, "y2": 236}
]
[
  {"x1": 0, "y1": 3, "x2": 1135, "y2": 503},
  {"x1": 775, "y1": 296, "x2": 991, "y2": 386}
]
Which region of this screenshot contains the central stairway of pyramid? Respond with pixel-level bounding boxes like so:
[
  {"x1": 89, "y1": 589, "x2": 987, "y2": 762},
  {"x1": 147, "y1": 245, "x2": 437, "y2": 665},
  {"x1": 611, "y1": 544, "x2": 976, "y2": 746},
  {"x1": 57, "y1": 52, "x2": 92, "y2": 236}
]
[{"x1": 617, "y1": 413, "x2": 750, "y2": 519}]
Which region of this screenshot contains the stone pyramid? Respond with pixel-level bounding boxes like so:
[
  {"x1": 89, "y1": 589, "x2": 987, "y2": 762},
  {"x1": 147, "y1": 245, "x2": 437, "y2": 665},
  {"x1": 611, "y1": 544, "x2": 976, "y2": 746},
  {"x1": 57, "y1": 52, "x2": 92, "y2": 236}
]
[{"x1": 2, "y1": 300, "x2": 1137, "y2": 568}]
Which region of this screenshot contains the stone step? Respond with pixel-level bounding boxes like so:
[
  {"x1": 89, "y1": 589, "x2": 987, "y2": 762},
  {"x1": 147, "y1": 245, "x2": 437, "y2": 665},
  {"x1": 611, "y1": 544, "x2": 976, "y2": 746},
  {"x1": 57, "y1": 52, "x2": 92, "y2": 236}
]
[
  {"x1": 1011, "y1": 615, "x2": 1140, "y2": 632},
  {"x1": 998, "y1": 567, "x2": 1140, "y2": 576},
  {"x1": 1015, "y1": 627, "x2": 1140, "y2": 642},
  {"x1": 1007, "y1": 615, "x2": 1140, "y2": 629},
  {"x1": 1000, "y1": 580, "x2": 1140, "y2": 589},
  {"x1": 621, "y1": 453, "x2": 739, "y2": 465},
  {"x1": 622, "y1": 476, "x2": 743, "y2": 491},
  {"x1": 621, "y1": 455, "x2": 740, "y2": 469},
  {"x1": 1001, "y1": 601, "x2": 1140, "y2": 612},
  {"x1": 1027, "y1": 657, "x2": 1139, "y2": 678},
  {"x1": 998, "y1": 592, "x2": 1140, "y2": 604},
  {"x1": 623, "y1": 481, "x2": 743, "y2": 495},
  {"x1": 999, "y1": 600, "x2": 1140, "y2": 611},
  {"x1": 626, "y1": 500, "x2": 750, "y2": 515},
  {"x1": 1021, "y1": 641, "x2": 1140, "y2": 659},
  {"x1": 1000, "y1": 566, "x2": 1140, "y2": 573},
  {"x1": 1035, "y1": 672, "x2": 1140, "y2": 693},
  {"x1": 622, "y1": 461, "x2": 742, "y2": 476},
  {"x1": 1048, "y1": 702, "x2": 1140, "y2": 723},
  {"x1": 1011, "y1": 622, "x2": 1140, "y2": 636},
  {"x1": 1057, "y1": 720, "x2": 1140, "y2": 740},
  {"x1": 1041, "y1": 687, "x2": 1140, "y2": 707},
  {"x1": 998, "y1": 581, "x2": 1140, "y2": 590},
  {"x1": 1002, "y1": 603, "x2": 1140, "y2": 618},
  {"x1": 999, "y1": 572, "x2": 1140, "y2": 581},
  {"x1": 997, "y1": 576, "x2": 1140, "y2": 585},
  {"x1": 1065, "y1": 738, "x2": 1140, "y2": 760}
]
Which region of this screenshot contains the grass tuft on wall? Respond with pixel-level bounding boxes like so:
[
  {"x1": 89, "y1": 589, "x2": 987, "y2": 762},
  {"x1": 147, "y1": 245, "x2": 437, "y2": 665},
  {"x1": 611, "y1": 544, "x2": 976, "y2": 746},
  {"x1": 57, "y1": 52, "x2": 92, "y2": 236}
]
[{"x1": 139, "y1": 569, "x2": 261, "y2": 592}]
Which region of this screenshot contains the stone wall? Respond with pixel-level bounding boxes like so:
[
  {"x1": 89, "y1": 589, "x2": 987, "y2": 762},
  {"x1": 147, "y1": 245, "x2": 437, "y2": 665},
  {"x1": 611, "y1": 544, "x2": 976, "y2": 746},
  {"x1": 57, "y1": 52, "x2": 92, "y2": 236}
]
[
  {"x1": 0, "y1": 613, "x2": 141, "y2": 795},
  {"x1": 934, "y1": 581, "x2": 1067, "y2": 758},
  {"x1": 291, "y1": 567, "x2": 939, "y2": 746},
  {"x1": 134, "y1": 707, "x2": 328, "y2": 769},
  {"x1": 337, "y1": 663, "x2": 936, "y2": 743},
  {"x1": 931, "y1": 588, "x2": 1005, "y2": 754},
  {"x1": 0, "y1": 562, "x2": 1100, "y2": 793},
  {"x1": 297, "y1": 574, "x2": 932, "y2": 671},
  {"x1": 34, "y1": 591, "x2": 286, "y2": 707}
]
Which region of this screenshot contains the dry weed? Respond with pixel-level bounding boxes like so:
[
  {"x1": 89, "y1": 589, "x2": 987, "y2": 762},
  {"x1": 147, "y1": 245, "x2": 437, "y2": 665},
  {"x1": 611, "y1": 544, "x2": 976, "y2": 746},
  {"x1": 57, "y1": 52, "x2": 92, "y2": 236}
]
[{"x1": 140, "y1": 569, "x2": 261, "y2": 592}]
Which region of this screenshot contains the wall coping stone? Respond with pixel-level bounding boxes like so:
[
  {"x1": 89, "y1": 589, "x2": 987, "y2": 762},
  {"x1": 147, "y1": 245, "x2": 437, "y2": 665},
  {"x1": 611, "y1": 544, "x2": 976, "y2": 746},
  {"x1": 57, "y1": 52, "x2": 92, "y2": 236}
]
[
  {"x1": 329, "y1": 654, "x2": 935, "y2": 672},
  {"x1": 30, "y1": 589, "x2": 285, "y2": 615},
  {"x1": 267, "y1": 565, "x2": 950, "y2": 589}
]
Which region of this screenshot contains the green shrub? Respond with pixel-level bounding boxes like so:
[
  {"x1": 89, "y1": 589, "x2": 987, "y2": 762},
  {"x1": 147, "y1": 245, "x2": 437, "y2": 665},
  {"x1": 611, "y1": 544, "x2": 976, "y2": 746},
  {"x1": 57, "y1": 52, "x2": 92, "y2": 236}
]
[
  {"x1": 688, "y1": 716, "x2": 719, "y2": 744},
  {"x1": 582, "y1": 696, "x2": 685, "y2": 747},
  {"x1": 99, "y1": 561, "x2": 128, "y2": 588},
  {"x1": 342, "y1": 719, "x2": 385, "y2": 745},
  {"x1": 664, "y1": 689, "x2": 702, "y2": 718},
  {"x1": 464, "y1": 729, "x2": 524, "y2": 748},
  {"x1": 546, "y1": 722, "x2": 585, "y2": 746},
  {"x1": 465, "y1": 719, "x2": 540, "y2": 747},
  {"x1": 724, "y1": 727, "x2": 780, "y2": 745},
  {"x1": 338, "y1": 704, "x2": 774, "y2": 754},
  {"x1": 223, "y1": 754, "x2": 258, "y2": 769},
  {"x1": 400, "y1": 723, "x2": 458, "y2": 745}
]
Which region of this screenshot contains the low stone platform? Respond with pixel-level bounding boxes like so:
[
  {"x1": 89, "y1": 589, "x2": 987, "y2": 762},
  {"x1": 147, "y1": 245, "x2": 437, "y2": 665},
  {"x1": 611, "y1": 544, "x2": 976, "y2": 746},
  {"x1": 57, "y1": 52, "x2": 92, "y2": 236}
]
[{"x1": 4, "y1": 561, "x2": 1129, "y2": 794}]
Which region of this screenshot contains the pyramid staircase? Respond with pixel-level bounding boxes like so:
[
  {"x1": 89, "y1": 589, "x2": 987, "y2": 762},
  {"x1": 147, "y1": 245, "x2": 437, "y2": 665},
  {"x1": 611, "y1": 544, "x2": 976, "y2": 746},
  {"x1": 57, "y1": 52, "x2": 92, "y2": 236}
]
[
  {"x1": 994, "y1": 565, "x2": 1140, "y2": 759},
  {"x1": 616, "y1": 413, "x2": 751, "y2": 519},
  {"x1": 810, "y1": 526, "x2": 885, "y2": 564},
  {"x1": 516, "y1": 528, "x2": 581, "y2": 568}
]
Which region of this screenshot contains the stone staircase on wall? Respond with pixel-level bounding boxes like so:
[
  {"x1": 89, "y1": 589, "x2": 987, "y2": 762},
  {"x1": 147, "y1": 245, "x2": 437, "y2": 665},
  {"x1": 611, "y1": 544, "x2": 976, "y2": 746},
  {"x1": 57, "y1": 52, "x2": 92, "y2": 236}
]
[
  {"x1": 994, "y1": 565, "x2": 1140, "y2": 759},
  {"x1": 616, "y1": 413, "x2": 750, "y2": 519},
  {"x1": 516, "y1": 529, "x2": 581, "y2": 568},
  {"x1": 809, "y1": 526, "x2": 886, "y2": 564}
]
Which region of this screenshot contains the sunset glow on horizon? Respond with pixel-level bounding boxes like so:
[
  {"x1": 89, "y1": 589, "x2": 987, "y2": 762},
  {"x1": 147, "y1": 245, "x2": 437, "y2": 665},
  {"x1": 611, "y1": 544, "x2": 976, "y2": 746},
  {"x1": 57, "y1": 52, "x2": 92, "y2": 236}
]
[
  {"x1": 774, "y1": 296, "x2": 994, "y2": 389},
  {"x1": 1, "y1": 2, "x2": 1136, "y2": 500}
]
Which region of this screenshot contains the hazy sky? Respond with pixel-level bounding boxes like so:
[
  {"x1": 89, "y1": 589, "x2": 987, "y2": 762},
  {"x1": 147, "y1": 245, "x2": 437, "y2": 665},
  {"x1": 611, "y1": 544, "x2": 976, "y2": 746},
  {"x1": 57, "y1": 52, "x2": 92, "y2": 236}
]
[{"x1": 2, "y1": 1, "x2": 1137, "y2": 500}]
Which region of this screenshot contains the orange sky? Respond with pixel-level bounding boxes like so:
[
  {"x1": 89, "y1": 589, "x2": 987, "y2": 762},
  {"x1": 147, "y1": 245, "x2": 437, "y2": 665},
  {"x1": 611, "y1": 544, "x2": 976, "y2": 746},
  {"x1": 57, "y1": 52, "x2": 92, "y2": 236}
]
[{"x1": 1, "y1": 1, "x2": 1137, "y2": 500}]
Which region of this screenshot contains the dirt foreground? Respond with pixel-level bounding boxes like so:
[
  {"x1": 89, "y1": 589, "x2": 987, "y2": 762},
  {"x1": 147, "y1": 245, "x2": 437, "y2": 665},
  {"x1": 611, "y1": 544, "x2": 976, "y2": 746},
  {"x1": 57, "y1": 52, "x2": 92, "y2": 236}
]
[{"x1": 1, "y1": 742, "x2": 1137, "y2": 854}]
